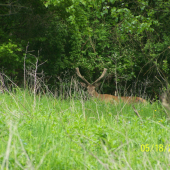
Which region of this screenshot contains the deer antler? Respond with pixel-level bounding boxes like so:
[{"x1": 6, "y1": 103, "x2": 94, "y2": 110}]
[
  {"x1": 76, "y1": 68, "x2": 90, "y2": 85},
  {"x1": 92, "y1": 68, "x2": 107, "y2": 84}
]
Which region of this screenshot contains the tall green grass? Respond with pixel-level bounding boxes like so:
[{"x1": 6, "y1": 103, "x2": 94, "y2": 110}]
[{"x1": 0, "y1": 90, "x2": 169, "y2": 169}]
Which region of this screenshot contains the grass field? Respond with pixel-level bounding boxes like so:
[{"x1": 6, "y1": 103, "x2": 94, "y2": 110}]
[{"x1": 0, "y1": 90, "x2": 170, "y2": 169}]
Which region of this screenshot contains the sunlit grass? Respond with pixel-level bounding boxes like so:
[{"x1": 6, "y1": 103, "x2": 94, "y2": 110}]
[{"x1": 0, "y1": 91, "x2": 169, "y2": 169}]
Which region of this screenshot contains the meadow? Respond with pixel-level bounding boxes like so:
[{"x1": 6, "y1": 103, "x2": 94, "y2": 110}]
[{"x1": 0, "y1": 90, "x2": 170, "y2": 170}]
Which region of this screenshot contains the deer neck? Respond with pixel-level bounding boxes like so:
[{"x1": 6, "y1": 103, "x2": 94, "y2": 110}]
[{"x1": 94, "y1": 91, "x2": 100, "y2": 98}]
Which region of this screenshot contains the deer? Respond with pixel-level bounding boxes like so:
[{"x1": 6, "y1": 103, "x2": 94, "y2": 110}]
[{"x1": 76, "y1": 67, "x2": 147, "y2": 104}]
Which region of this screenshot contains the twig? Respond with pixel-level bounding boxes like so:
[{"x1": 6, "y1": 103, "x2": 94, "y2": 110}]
[{"x1": 132, "y1": 105, "x2": 143, "y2": 121}]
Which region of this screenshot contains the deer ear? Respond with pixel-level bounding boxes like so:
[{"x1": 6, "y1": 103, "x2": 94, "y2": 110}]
[
  {"x1": 94, "y1": 82, "x2": 101, "y2": 87},
  {"x1": 80, "y1": 82, "x2": 87, "y2": 88}
]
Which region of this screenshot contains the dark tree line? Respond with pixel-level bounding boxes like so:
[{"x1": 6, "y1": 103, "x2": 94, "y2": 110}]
[{"x1": 0, "y1": 0, "x2": 170, "y2": 99}]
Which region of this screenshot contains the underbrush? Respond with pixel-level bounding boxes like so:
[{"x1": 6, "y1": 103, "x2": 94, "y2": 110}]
[{"x1": 0, "y1": 91, "x2": 169, "y2": 169}]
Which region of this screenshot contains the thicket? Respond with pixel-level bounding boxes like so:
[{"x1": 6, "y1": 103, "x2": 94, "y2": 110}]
[{"x1": 0, "y1": 0, "x2": 170, "y2": 98}]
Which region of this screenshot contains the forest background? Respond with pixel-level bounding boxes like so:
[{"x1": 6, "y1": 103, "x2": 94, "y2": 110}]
[{"x1": 0, "y1": 0, "x2": 170, "y2": 99}]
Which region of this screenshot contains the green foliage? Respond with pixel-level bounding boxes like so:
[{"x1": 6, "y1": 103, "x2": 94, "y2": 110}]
[
  {"x1": 163, "y1": 59, "x2": 169, "y2": 74},
  {"x1": 0, "y1": 40, "x2": 22, "y2": 75},
  {"x1": 0, "y1": 0, "x2": 170, "y2": 96}
]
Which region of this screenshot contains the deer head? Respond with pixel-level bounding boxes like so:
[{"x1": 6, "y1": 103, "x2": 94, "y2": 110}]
[
  {"x1": 76, "y1": 68, "x2": 107, "y2": 97},
  {"x1": 76, "y1": 67, "x2": 147, "y2": 103}
]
